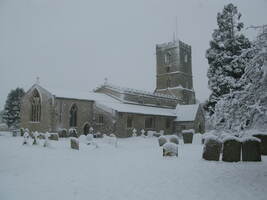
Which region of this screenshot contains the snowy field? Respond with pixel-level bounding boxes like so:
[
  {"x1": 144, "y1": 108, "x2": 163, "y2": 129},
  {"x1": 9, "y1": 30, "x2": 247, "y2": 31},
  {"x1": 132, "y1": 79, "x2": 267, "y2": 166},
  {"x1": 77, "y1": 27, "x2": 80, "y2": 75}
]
[{"x1": 0, "y1": 132, "x2": 267, "y2": 200}]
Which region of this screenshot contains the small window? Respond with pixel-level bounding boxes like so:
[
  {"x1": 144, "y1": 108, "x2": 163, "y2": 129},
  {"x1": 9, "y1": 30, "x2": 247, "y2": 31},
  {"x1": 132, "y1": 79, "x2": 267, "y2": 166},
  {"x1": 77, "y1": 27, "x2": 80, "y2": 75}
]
[
  {"x1": 164, "y1": 52, "x2": 171, "y2": 64},
  {"x1": 127, "y1": 117, "x2": 133, "y2": 128},
  {"x1": 98, "y1": 114, "x2": 104, "y2": 124},
  {"x1": 145, "y1": 117, "x2": 154, "y2": 129},
  {"x1": 31, "y1": 89, "x2": 41, "y2": 122}
]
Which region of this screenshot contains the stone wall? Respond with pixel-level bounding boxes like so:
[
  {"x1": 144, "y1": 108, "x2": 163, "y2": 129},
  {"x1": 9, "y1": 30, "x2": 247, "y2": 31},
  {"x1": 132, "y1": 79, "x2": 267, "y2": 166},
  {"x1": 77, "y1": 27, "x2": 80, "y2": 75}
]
[{"x1": 54, "y1": 98, "x2": 94, "y2": 135}]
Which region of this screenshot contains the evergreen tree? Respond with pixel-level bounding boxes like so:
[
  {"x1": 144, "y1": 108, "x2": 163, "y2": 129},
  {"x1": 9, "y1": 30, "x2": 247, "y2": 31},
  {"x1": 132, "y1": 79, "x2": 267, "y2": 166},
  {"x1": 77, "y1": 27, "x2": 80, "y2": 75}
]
[
  {"x1": 3, "y1": 88, "x2": 25, "y2": 128},
  {"x1": 212, "y1": 25, "x2": 267, "y2": 133},
  {"x1": 206, "y1": 3, "x2": 251, "y2": 114}
]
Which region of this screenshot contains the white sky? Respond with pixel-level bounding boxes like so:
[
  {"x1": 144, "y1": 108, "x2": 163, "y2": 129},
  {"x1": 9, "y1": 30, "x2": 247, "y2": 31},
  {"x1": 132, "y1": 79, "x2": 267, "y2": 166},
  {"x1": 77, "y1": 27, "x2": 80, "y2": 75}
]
[{"x1": 0, "y1": 0, "x2": 266, "y2": 109}]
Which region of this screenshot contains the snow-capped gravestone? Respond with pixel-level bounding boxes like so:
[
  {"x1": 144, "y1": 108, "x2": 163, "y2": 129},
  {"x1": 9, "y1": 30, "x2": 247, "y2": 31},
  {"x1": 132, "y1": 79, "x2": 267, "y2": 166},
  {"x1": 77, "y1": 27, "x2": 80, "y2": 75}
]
[
  {"x1": 69, "y1": 128, "x2": 78, "y2": 138},
  {"x1": 22, "y1": 132, "x2": 30, "y2": 145},
  {"x1": 132, "y1": 128, "x2": 137, "y2": 137},
  {"x1": 222, "y1": 136, "x2": 241, "y2": 162},
  {"x1": 253, "y1": 134, "x2": 267, "y2": 155},
  {"x1": 182, "y1": 130, "x2": 193, "y2": 144},
  {"x1": 202, "y1": 136, "x2": 222, "y2": 161},
  {"x1": 70, "y1": 138, "x2": 79, "y2": 150},
  {"x1": 163, "y1": 142, "x2": 178, "y2": 157},
  {"x1": 158, "y1": 136, "x2": 167, "y2": 146},
  {"x1": 43, "y1": 133, "x2": 50, "y2": 147},
  {"x1": 241, "y1": 137, "x2": 261, "y2": 162},
  {"x1": 141, "y1": 129, "x2": 146, "y2": 137},
  {"x1": 32, "y1": 131, "x2": 39, "y2": 145},
  {"x1": 49, "y1": 133, "x2": 59, "y2": 141},
  {"x1": 169, "y1": 135, "x2": 179, "y2": 145}
]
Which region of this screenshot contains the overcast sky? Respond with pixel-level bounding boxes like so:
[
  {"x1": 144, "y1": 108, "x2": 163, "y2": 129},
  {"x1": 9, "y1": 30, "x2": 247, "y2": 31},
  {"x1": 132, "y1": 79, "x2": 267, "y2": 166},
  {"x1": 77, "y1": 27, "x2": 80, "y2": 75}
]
[{"x1": 0, "y1": 0, "x2": 266, "y2": 109}]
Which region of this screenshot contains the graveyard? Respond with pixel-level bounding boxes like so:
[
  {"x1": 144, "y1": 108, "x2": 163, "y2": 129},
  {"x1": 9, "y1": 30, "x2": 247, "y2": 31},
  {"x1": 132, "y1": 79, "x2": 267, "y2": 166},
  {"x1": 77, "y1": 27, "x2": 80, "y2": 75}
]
[{"x1": 0, "y1": 131, "x2": 267, "y2": 200}]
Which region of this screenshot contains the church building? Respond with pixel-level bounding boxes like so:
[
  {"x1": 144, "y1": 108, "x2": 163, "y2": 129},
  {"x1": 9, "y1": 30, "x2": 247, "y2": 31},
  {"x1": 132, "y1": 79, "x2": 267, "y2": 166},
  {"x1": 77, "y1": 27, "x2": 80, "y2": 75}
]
[{"x1": 20, "y1": 39, "x2": 205, "y2": 137}]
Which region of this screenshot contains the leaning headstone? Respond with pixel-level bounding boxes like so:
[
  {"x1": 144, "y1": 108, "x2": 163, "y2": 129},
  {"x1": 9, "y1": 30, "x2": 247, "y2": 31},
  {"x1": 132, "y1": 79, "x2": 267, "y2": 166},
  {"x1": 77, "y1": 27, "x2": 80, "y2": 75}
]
[
  {"x1": 202, "y1": 135, "x2": 222, "y2": 161},
  {"x1": 70, "y1": 138, "x2": 79, "y2": 150},
  {"x1": 253, "y1": 134, "x2": 267, "y2": 155},
  {"x1": 242, "y1": 137, "x2": 261, "y2": 161},
  {"x1": 49, "y1": 133, "x2": 59, "y2": 141},
  {"x1": 222, "y1": 136, "x2": 241, "y2": 162},
  {"x1": 182, "y1": 130, "x2": 193, "y2": 144},
  {"x1": 163, "y1": 142, "x2": 178, "y2": 157},
  {"x1": 169, "y1": 135, "x2": 179, "y2": 145},
  {"x1": 158, "y1": 136, "x2": 167, "y2": 146}
]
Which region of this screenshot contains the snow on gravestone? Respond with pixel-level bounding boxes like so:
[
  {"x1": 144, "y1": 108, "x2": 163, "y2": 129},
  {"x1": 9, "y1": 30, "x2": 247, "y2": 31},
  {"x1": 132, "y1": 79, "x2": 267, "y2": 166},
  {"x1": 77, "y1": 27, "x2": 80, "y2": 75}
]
[
  {"x1": 222, "y1": 136, "x2": 241, "y2": 162},
  {"x1": 241, "y1": 137, "x2": 261, "y2": 162},
  {"x1": 32, "y1": 131, "x2": 39, "y2": 145},
  {"x1": 22, "y1": 132, "x2": 30, "y2": 145},
  {"x1": 202, "y1": 135, "x2": 222, "y2": 161},
  {"x1": 163, "y1": 142, "x2": 178, "y2": 157},
  {"x1": 43, "y1": 133, "x2": 50, "y2": 147},
  {"x1": 132, "y1": 128, "x2": 137, "y2": 137},
  {"x1": 253, "y1": 133, "x2": 267, "y2": 155},
  {"x1": 70, "y1": 138, "x2": 79, "y2": 150},
  {"x1": 158, "y1": 136, "x2": 167, "y2": 147},
  {"x1": 169, "y1": 135, "x2": 179, "y2": 145},
  {"x1": 182, "y1": 130, "x2": 194, "y2": 144}
]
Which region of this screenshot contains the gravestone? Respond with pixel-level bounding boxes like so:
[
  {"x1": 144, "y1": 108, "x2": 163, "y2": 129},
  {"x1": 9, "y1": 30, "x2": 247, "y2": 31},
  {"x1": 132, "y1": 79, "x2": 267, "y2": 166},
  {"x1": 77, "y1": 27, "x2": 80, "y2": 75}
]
[
  {"x1": 182, "y1": 132, "x2": 193, "y2": 144},
  {"x1": 49, "y1": 133, "x2": 59, "y2": 141},
  {"x1": 253, "y1": 134, "x2": 267, "y2": 155},
  {"x1": 158, "y1": 136, "x2": 167, "y2": 146},
  {"x1": 222, "y1": 137, "x2": 241, "y2": 162},
  {"x1": 169, "y1": 135, "x2": 179, "y2": 145},
  {"x1": 70, "y1": 138, "x2": 79, "y2": 150},
  {"x1": 163, "y1": 142, "x2": 178, "y2": 157},
  {"x1": 242, "y1": 137, "x2": 261, "y2": 161},
  {"x1": 202, "y1": 136, "x2": 221, "y2": 161}
]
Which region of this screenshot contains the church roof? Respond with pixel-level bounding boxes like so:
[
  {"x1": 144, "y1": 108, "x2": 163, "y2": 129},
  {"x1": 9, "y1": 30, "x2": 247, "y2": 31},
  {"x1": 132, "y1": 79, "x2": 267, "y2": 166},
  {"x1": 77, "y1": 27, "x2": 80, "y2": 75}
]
[
  {"x1": 95, "y1": 83, "x2": 179, "y2": 100},
  {"x1": 174, "y1": 104, "x2": 200, "y2": 121}
]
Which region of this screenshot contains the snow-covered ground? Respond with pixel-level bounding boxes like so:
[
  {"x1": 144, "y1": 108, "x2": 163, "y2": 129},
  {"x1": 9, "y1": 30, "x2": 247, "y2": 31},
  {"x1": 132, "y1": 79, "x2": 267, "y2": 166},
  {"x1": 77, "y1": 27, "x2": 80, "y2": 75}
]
[{"x1": 0, "y1": 132, "x2": 266, "y2": 200}]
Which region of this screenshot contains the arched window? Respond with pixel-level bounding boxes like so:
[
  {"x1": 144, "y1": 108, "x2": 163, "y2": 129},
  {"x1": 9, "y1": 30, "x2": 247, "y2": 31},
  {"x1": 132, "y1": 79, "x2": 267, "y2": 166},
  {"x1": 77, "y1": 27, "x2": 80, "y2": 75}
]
[
  {"x1": 69, "y1": 104, "x2": 78, "y2": 127},
  {"x1": 164, "y1": 52, "x2": 171, "y2": 64},
  {"x1": 31, "y1": 89, "x2": 41, "y2": 122},
  {"x1": 83, "y1": 123, "x2": 90, "y2": 135}
]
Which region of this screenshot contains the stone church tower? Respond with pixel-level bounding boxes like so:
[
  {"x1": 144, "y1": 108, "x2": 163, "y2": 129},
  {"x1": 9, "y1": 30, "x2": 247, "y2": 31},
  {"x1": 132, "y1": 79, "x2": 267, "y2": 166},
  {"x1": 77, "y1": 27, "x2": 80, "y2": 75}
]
[{"x1": 154, "y1": 40, "x2": 195, "y2": 105}]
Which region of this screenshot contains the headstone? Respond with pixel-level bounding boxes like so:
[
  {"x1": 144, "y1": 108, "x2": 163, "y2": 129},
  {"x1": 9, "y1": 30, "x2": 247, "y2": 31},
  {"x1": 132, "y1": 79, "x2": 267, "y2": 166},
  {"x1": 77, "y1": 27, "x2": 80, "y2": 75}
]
[
  {"x1": 253, "y1": 134, "x2": 267, "y2": 155},
  {"x1": 141, "y1": 129, "x2": 146, "y2": 137},
  {"x1": 169, "y1": 135, "x2": 179, "y2": 145},
  {"x1": 132, "y1": 128, "x2": 137, "y2": 137},
  {"x1": 222, "y1": 137, "x2": 241, "y2": 162},
  {"x1": 49, "y1": 133, "x2": 59, "y2": 141},
  {"x1": 12, "y1": 130, "x2": 18, "y2": 137},
  {"x1": 70, "y1": 138, "x2": 79, "y2": 150},
  {"x1": 202, "y1": 136, "x2": 221, "y2": 161},
  {"x1": 43, "y1": 133, "x2": 50, "y2": 147},
  {"x1": 58, "y1": 129, "x2": 67, "y2": 138},
  {"x1": 242, "y1": 137, "x2": 261, "y2": 161},
  {"x1": 163, "y1": 142, "x2": 178, "y2": 157},
  {"x1": 182, "y1": 132, "x2": 193, "y2": 144},
  {"x1": 158, "y1": 136, "x2": 167, "y2": 146},
  {"x1": 22, "y1": 132, "x2": 30, "y2": 145}
]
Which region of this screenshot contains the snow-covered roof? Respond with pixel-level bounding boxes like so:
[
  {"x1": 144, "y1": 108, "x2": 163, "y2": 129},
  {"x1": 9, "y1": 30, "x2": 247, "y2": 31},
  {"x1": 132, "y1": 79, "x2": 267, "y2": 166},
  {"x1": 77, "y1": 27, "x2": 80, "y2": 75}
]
[
  {"x1": 95, "y1": 83, "x2": 179, "y2": 100},
  {"x1": 175, "y1": 104, "x2": 200, "y2": 121},
  {"x1": 96, "y1": 100, "x2": 177, "y2": 117}
]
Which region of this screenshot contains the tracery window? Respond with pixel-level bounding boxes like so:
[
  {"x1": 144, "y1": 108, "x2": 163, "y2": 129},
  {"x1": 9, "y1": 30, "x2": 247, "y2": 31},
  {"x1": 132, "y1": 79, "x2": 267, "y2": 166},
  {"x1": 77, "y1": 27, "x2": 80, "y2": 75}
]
[
  {"x1": 31, "y1": 89, "x2": 41, "y2": 122},
  {"x1": 69, "y1": 104, "x2": 78, "y2": 127}
]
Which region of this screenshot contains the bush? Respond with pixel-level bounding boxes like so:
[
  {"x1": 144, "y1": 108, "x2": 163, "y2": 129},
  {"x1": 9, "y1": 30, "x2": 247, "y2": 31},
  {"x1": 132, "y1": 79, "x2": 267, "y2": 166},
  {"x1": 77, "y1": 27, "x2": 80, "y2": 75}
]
[{"x1": 163, "y1": 142, "x2": 178, "y2": 157}]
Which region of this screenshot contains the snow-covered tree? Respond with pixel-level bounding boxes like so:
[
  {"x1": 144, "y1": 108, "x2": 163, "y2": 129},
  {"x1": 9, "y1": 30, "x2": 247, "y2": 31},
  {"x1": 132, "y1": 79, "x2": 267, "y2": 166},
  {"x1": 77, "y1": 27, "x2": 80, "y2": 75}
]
[
  {"x1": 206, "y1": 3, "x2": 251, "y2": 114},
  {"x1": 212, "y1": 25, "x2": 267, "y2": 133},
  {"x1": 3, "y1": 88, "x2": 25, "y2": 128}
]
